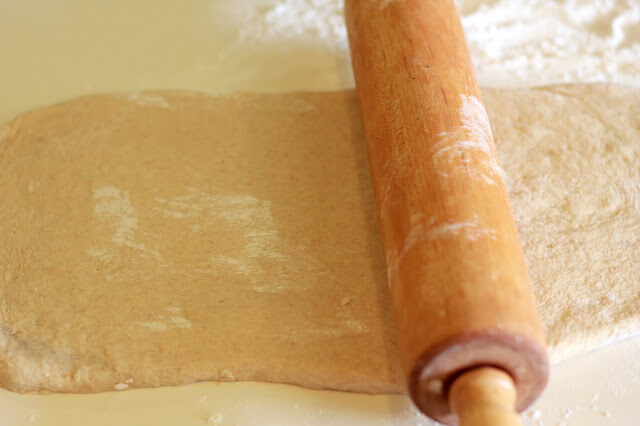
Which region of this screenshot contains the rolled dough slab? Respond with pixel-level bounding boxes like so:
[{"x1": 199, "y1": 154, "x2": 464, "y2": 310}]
[{"x1": 0, "y1": 84, "x2": 638, "y2": 394}]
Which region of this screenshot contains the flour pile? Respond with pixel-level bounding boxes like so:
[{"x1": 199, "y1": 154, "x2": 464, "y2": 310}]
[{"x1": 209, "y1": 0, "x2": 640, "y2": 89}]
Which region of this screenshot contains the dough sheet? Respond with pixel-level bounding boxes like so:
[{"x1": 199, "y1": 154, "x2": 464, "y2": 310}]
[{"x1": 0, "y1": 84, "x2": 638, "y2": 393}]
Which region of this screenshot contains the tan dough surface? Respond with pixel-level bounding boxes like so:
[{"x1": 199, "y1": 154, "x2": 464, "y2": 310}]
[{"x1": 0, "y1": 84, "x2": 638, "y2": 394}]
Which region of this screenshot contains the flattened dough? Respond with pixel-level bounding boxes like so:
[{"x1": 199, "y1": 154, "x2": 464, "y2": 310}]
[{"x1": 0, "y1": 84, "x2": 638, "y2": 394}]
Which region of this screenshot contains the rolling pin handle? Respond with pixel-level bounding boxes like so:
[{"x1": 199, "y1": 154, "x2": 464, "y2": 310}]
[{"x1": 448, "y1": 367, "x2": 523, "y2": 426}]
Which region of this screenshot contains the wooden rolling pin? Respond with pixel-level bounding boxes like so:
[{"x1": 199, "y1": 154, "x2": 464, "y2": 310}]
[{"x1": 344, "y1": 1, "x2": 550, "y2": 425}]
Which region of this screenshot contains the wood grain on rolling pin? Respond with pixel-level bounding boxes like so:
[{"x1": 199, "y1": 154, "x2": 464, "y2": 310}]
[{"x1": 345, "y1": 0, "x2": 549, "y2": 423}]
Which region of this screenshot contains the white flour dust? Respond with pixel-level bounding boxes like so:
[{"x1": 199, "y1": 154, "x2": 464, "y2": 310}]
[
  {"x1": 137, "y1": 307, "x2": 192, "y2": 332},
  {"x1": 386, "y1": 213, "x2": 496, "y2": 283},
  {"x1": 125, "y1": 92, "x2": 170, "y2": 108},
  {"x1": 93, "y1": 186, "x2": 140, "y2": 248},
  {"x1": 210, "y1": 0, "x2": 640, "y2": 89},
  {"x1": 430, "y1": 94, "x2": 504, "y2": 185},
  {"x1": 153, "y1": 188, "x2": 304, "y2": 294},
  {"x1": 90, "y1": 186, "x2": 161, "y2": 264}
]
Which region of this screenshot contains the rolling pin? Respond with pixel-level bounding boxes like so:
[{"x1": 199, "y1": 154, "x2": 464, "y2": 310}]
[{"x1": 344, "y1": 1, "x2": 550, "y2": 424}]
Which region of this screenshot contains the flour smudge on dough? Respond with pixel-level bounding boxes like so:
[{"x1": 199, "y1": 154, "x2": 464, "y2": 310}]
[
  {"x1": 153, "y1": 188, "x2": 313, "y2": 294},
  {"x1": 137, "y1": 307, "x2": 192, "y2": 332},
  {"x1": 90, "y1": 186, "x2": 161, "y2": 264},
  {"x1": 125, "y1": 92, "x2": 170, "y2": 108}
]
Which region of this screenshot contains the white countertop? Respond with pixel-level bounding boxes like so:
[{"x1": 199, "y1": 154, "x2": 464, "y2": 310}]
[{"x1": 1, "y1": 1, "x2": 638, "y2": 424}]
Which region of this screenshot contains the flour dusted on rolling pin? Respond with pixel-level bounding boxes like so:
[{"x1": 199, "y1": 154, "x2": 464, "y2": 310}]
[
  {"x1": 386, "y1": 94, "x2": 503, "y2": 280},
  {"x1": 430, "y1": 94, "x2": 504, "y2": 185},
  {"x1": 387, "y1": 213, "x2": 497, "y2": 283}
]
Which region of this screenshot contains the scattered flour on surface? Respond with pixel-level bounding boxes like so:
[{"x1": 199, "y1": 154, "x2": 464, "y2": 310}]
[
  {"x1": 91, "y1": 186, "x2": 161, "y2": 260},
  {"x1": 459, "y1": 0, "x2": 640, "y2": 87},
  {"x1": 93, "y1": 186, "x2": 140, "y2": 248},
  {"x1": 126, "y1": 92, "x2": 170, "y2": 108},
  {"x1": 137, "y1": 321, "x2": 169, "y2": 332},
  {"x1": 209, "y1": 0, "x2": 640, "y2": 89},
  {"x1": 207, "y1": 413, "x2": 223, "y2": 425},
  {"x1": 154, "y1": 189, "x2": 315, "y2": 294}
]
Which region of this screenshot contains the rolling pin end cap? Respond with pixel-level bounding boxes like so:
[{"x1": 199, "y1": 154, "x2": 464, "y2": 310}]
[{"x1": 408, "y1": 330, "x2": 549, "y2": 425}]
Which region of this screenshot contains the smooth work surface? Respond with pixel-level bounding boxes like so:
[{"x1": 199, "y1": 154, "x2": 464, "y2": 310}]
[{"x1": 1, "y1": 1, "x2": 639, "y2": 424}]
